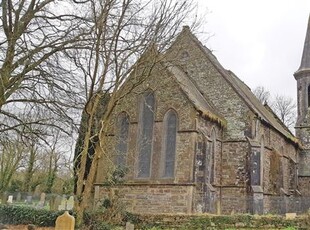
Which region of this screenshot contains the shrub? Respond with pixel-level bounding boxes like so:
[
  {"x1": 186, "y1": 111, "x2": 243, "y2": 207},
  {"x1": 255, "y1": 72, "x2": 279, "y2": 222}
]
[{"x1": 0, "y1": 204, "x2": 65, "y2": 226}]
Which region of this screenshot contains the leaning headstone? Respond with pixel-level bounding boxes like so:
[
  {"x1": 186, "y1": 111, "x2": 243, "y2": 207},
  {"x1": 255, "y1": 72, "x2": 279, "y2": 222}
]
[
  {"x1": 55, "y1": 211, "x2": 75, "y2": 230},
  {"x1": 126, "y1": 222, "x2": 134, "y2": 230},
  {"x1": 66, "y1": 196, "x2": 74, "y2": 210},
  {"x1": 7, "y1": 195, "x2": 13, "y2": 204},
  {"x1": 38, "y1": 192, "x2": 46, "y2": 207}
]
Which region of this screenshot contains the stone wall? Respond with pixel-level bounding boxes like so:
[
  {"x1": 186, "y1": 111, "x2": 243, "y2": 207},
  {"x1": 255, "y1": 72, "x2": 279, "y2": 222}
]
[
  {"x1": 220, "y1": 187, "x2": 248, "y2": 214},
  {"x1": 165, "y1": 28, "x2": 251, "y2": 140},
  {"x1": 259, "y1": 122, "x2": 298, "y2": 196},
  {"x1": 298, "y1": 177, "x2": 310, "y2": 196},
  {"x1": 221, "y1": 141, "x2": 249, "y2": 186},
  {"x1": 97, "y1": 185, "x2": 194, "y2": 214},
  {"x1": 96, "y1": 58, "x2": 199, "y2": 184},
  {"x1": 94, "y1": 27, "x2": 302, "y2": 215}
]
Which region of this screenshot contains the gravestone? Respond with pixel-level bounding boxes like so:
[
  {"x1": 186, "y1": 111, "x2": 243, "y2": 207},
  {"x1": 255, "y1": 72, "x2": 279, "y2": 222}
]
[
  {"x1": 16, "y1": 192, "x2": 21, "y2": 202},
  {"x1": 55, "y1": 211, "x2": 75, "y2": 230},
  {"x1": 58, "y1": 196, "x2": 67, "y2": 210},
  {"x1": 7, "y1": 195, "x2": 13, "y2": 204},
  {"x1": 26, "y1": 195, "x2": 32, "y2": 204},
  {"x1": 67, "y1": 196, "x2": 74, "y2": 210},
  {"x1": 38, "y1": 193, "x2": 46, "y2": 207},
  {"x1": 49, "y1": 195, "x2": 57, "y2": 211},
  {"x1": 126, "y1": 222, "x2": 134, "y2": 230},
  {"x1": 285, "y1": 213, "x2": 297, "y2": 219},
  {"x1": 53, "y1": 195, "x2": 62, "y2": 211},
  {"x1": 0, "y1": 223, "x2": 8, "y2": 230}
]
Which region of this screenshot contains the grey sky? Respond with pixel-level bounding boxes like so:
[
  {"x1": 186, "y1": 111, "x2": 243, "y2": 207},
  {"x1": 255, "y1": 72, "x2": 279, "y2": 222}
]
[{"x1": 197, "y1": 0, "x2": 310, "y2": 100}]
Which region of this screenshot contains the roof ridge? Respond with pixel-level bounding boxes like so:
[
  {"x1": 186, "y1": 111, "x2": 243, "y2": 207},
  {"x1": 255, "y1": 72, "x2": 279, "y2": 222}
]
[
  {"x1": 176, "y1": 27, "x2": 298, "y2": 144},
  {"x1": 163, "y1": 61, "x2": 226, "y2": 127}
]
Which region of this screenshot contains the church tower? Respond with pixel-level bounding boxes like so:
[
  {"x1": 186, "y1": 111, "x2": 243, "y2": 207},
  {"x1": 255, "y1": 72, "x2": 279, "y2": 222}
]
[{"x1": 295, "y1": 14, "x2": 310, "y2": 177}]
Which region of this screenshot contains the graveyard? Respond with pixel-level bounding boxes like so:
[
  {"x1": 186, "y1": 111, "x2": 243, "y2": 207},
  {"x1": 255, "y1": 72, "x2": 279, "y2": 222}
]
[
  {"x1": 3, "y1": 193, "x2": 74, "y2": 212},
  {"x1": 1, "y1": 0, "x2": 310, "y2": 229},
  {"x1": 0, "y1": 192, "x2": 309, "y2": 230}
]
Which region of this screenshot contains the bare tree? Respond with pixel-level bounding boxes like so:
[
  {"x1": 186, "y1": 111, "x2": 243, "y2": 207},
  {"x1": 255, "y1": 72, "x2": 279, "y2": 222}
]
[
  {"x1": 69, "y1": 0, "x2": 199, "y2": 226},
  {"x1": 253, "y1": 86, "x2": 296, "y2": 131},
  {"x1": 0, "y1": 0, "x2": 88, "y2": 197},
  {"x1": 1, "y1": 0, "x2": 199, "y2": 225},
  {"x1": 0, "y1": 137, "x2": 25, "y2": 201},
  {"x1": 0, "y1": 0, "x2": 88, "y2": 141},
  {"x1": 272, "y1": 95, "x2": 296, "y2": 131},
  {"x1": 253, "y1": 86, "x2": 271, "y2": 104},
  {"x1": 22, "y1": 140, "x2": 38, "y2": 192},
  {"x1": 43, "y1": 130, "x2": 64, "y2": 193}
]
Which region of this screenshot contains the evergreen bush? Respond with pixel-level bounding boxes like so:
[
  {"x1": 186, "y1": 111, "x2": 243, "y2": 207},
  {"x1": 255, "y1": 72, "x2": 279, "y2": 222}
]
[{"x1": 0, "y1": 205, "x2": 66, "y2": 226}]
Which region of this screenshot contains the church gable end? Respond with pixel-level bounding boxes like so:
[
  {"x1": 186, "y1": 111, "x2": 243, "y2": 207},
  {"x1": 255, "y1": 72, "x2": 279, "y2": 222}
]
[{"x1": 94, "y1": 19, "x2": 307, "y2": 215}]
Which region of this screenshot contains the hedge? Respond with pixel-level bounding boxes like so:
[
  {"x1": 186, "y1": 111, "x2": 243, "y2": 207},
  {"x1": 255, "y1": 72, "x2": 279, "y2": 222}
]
[
  {"x1": 0, "y1": 205, "x2": 66, "y2": 226},
  {"x1": 1, "y1": 204, "x2": 309, "y2": 229}
]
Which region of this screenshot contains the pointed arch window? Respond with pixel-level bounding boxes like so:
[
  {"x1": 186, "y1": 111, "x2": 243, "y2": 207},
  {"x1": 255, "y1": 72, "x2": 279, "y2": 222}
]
[
  {"x1": 209, "y1": 129, "x2": 216, "y2": 183},
  {"x1": 162, "y1": 110, "x2": 178, "y2": 178},
  {"x1": 137, "y1": 91, "x2": 155, "y2": 178},
  {"x1": 115, "y1": 112, "x2": 130, "y2": 167},
  {"x1": 308, "y1": 85, "x2": 310, "y2": 107}
]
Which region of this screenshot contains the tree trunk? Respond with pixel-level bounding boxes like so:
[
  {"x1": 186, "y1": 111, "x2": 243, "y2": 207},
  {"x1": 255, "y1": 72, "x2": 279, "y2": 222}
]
[{"x1": 23, "y1": 145, "x2": 36, "y2": 192}]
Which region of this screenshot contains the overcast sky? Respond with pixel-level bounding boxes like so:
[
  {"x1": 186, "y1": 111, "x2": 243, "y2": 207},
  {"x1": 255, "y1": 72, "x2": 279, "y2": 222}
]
[{"x1": 196, "y1": 0, "x2": 310, "y2": 101}]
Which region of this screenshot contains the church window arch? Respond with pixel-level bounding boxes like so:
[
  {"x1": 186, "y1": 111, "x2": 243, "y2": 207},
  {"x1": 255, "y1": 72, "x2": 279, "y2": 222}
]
[
  {"x1": 115, "y1": 112, "x2": 130, "y2": 168},
  {"x1": 308, "y1": 85, "x2": 310, "y2": 107},
  {"x1": 161, "y1": 109, "x2": 178, "y2": 178},
  {"x1": 137, "y1": 90, "x2": 155, "y2": 178},
  {"x1": 260, "y1": 136, "x2": 264, "y2": 186},
  {"x1": 209, "y1": 128, "x2": 216, "y2": 183}
]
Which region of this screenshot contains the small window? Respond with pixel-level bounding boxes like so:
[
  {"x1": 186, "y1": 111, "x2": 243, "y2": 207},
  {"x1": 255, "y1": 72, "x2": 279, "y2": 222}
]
[
  {"x1": 162, "y1": 110, "x2": 178, "y2": 178},
  {"x1": 115, "y1": 112, "x2": 130, "y2": 167},
  {"x1": 137, "y1": 91, "x2": 155, "y2": 178}
]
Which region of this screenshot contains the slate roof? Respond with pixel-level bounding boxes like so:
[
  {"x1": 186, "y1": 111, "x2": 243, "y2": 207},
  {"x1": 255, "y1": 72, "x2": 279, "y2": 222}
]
[
  {"x1": 171, "y1": 26, "x2": 299, "y2": 145},
  {"x1": 295, "y1": 14, "x2": 310, "y2": 76},
  {"x1": 164, "y1": 63, "x2": 226, "y2": 127}
]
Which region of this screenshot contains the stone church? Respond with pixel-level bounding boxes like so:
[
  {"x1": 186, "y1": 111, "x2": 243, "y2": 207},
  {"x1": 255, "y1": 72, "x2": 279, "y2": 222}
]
[{"x1": 94, "y1": 16, "x2": 310, "y2": 214}]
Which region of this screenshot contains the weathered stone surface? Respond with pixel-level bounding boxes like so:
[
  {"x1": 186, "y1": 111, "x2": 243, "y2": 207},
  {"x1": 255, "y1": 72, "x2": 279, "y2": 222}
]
[
  {"x1": 126, "y1": 222, "x2": 134, "y2": 230},
  {"x1": 0, "y1": 223, "x2": 8, "y2": 230},
  {"x1": 285, "y1": 212, "x2": 297, "y2": 219},
  {"x1": 94, "y1": 24, "x2": 302, "y2": 215},
  {"x1": 55, "y1": 211, "x2": 75, "y2": 230},
  {"x1": 27, "y1": 224, "x2": 36, "y2": 230}
]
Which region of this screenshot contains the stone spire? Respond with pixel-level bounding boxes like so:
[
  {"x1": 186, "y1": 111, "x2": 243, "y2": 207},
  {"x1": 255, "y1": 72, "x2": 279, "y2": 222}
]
[{"x1": 295, "y1": 14, "x2": 310, "y2": 77}]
